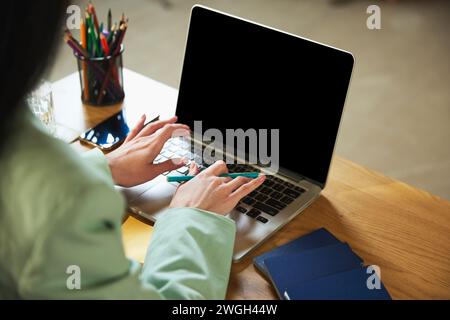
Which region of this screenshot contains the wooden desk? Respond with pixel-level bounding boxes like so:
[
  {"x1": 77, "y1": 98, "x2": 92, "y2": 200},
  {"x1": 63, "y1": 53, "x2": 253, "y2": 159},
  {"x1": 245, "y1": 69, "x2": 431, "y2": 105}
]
[{"x1": 54, "y1": 69, "x2": 450, "y2": 300}]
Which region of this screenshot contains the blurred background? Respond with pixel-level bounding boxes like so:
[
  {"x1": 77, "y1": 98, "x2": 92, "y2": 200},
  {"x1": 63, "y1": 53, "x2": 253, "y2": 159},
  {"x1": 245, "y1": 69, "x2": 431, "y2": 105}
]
[{"x1": 49, "y1": 0, "x2": 450, "y2": 200}]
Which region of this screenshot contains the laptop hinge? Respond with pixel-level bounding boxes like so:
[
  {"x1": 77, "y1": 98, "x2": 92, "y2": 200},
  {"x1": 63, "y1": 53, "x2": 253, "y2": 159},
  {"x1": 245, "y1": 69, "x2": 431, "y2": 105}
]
[{"x1": 277, "y1": 168, "x2": 323, "y2": 189}]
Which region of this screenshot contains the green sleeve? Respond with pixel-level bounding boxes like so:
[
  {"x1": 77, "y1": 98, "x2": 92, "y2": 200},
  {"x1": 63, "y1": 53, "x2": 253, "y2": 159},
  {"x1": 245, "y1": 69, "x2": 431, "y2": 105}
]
[
  {"x1": 141, "y1": 208, "x2": 236, "y2": 299},
  {"x1": 19, "y1": 149, "x2": 236, "y2": 299}
]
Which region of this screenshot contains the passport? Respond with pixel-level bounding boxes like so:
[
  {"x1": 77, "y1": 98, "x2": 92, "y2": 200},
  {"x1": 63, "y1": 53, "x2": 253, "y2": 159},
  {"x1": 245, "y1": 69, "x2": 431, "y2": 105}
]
[
  {"x1": 284, "y1": 266, "x2": 391, "y2": 300},
  {"x1": 254, "y1": 228, "x2": 341, "y2": 276},
  {"x1": 264, "y1": 242, "x2": 363, "y2": 299}
]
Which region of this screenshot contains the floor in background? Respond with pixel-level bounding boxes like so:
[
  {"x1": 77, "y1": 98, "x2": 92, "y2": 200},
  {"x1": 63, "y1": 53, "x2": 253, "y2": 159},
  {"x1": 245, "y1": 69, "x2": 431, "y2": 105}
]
[{"x1": 50, "y1": 0, "x2": 450, "y2": 200}]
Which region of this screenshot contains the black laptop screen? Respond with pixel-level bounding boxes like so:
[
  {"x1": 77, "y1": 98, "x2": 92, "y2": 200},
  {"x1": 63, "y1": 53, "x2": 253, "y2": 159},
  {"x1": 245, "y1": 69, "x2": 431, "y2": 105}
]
[{"x1": 176, "y1": 6, "x2": 354, "y2": 187}]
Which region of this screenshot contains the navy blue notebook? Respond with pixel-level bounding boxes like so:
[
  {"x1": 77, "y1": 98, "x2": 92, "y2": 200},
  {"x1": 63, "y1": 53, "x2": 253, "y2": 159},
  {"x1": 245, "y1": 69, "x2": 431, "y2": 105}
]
[
  {"x1": 264, "y1": 242, "x2": 363, "y2": 299},
  {"x1": 254, "y1": 228, "x2": 341, "y2": 276},
  {"x1": 284, "y1": 266, "x2": 391, "y2": 300}
]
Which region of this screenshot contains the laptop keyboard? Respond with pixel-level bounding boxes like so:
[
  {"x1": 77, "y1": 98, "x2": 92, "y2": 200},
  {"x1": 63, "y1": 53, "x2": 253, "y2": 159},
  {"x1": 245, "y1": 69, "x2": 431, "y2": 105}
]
[
  {"x1": 236, "y1": 175, "x2": 306, "y2": 222},
  {"x1": 156, "y1": 137, "x2": 307, "y2": 224}
]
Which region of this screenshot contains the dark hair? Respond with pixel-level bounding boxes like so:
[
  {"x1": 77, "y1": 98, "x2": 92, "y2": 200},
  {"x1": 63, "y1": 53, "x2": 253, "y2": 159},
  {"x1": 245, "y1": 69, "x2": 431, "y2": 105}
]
[{"x1": 0, "y1": 1, "x2": 69, "y2": 151}]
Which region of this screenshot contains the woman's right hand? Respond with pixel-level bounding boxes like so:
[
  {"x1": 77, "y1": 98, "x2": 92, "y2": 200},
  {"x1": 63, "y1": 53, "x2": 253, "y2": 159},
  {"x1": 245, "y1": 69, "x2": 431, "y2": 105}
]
[{"x1": 170, "y1": 160, "x2": 266, "y2": 215}]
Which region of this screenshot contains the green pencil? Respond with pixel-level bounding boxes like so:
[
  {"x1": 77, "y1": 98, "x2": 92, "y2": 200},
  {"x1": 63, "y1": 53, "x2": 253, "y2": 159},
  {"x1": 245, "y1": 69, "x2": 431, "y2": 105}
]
[
  {"x1": 167, "y1": 172, "x2": 260, "y2": 183},
  {"x1": 87, "y1": 27, "x2": 92, "y2": 54},
  {"x1": 86, "y1": 13, "x2": 99, "y2": 57}
]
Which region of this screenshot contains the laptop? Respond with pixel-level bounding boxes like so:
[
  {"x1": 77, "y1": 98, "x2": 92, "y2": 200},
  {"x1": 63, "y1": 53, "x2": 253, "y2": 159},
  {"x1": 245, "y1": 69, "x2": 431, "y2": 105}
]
[{"x1": 121, "y1": 5, "x2": 354, "y2": 262}]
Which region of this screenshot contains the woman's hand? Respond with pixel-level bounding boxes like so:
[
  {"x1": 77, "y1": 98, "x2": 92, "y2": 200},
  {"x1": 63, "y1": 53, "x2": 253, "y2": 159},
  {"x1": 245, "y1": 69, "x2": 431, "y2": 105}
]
[
  {"x1": 106, "y1": 115, "x2": 190, "y2": 187},
  {"x1": 170, "y1": 160, "x2": 266, "y2": 215}
]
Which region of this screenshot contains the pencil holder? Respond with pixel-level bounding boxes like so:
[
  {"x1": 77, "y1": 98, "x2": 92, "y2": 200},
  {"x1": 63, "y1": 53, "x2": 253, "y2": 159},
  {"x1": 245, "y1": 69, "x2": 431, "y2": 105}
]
[{"x1": 74, "y1": 45, "x2": 125, "y2": 106}]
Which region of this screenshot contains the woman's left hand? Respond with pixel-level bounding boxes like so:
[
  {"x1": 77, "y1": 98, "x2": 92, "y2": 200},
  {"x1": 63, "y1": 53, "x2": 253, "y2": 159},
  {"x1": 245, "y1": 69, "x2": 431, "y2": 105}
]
[{"x1": 106, "y1": 115, "x2": 190, "y2": 187}]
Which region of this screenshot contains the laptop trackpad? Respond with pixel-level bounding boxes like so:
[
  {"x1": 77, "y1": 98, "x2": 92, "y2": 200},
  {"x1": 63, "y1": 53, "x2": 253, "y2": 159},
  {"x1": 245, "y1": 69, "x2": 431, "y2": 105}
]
[{"x1": 129, "y1": 178, "x2": 178, "y2": 220}]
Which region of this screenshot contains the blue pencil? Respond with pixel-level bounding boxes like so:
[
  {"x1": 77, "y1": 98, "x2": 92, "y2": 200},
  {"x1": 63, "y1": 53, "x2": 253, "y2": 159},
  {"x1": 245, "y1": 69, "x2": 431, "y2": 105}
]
[{"x1": 167, "y1": 172, "x2": 260, "y2": 183}]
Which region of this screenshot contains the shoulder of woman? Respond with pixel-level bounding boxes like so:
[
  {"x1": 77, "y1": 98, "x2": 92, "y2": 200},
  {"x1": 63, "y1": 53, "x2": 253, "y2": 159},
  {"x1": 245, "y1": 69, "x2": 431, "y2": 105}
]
[{"x1": 3, "y1": 115, "x2": 124, "y2": 220}]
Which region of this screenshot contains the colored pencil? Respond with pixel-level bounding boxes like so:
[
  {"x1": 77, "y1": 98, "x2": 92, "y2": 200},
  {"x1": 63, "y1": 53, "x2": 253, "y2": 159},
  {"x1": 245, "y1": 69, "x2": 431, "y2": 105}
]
[
  {"x1": 167, "y1": 172, "x2": 261, "y2": 183},
  {"x1": 100, "y1": 33, "x2": 110, "y2": 56},
  {"x1": 88, "y1": 3, "x2": 100, "y2": 34},
  {"x1": 86, "y1": 12, "x2": 99, "y2": 57},
  {"x1": 80, "y1": 20, "x2": 89, "y2": 100},
  {"x1": 108, "y1": 9, "x2": 112, "y2": 31},
  {"x1": 107, "y1": 24, "x2": 116, "y2": 44}
]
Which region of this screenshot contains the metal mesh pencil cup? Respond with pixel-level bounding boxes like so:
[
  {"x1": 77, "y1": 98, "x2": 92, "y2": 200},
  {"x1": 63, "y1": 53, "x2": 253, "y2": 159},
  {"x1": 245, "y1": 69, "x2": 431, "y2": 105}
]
[{"x1": 74, "y1": 45, "x2": 125, "y2": 106}]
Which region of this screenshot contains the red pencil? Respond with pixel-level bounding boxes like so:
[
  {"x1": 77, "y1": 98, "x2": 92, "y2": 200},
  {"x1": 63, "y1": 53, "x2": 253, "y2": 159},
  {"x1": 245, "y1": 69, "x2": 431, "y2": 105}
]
[{"x1": 100, "y1": 33, "x2": 110, "y2": 56}]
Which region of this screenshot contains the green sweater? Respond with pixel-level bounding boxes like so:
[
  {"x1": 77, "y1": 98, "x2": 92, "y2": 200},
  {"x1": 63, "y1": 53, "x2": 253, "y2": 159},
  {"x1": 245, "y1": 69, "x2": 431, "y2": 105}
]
[{"x1": 0, "y1": 111, "x2": 236, "y2": 299}]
